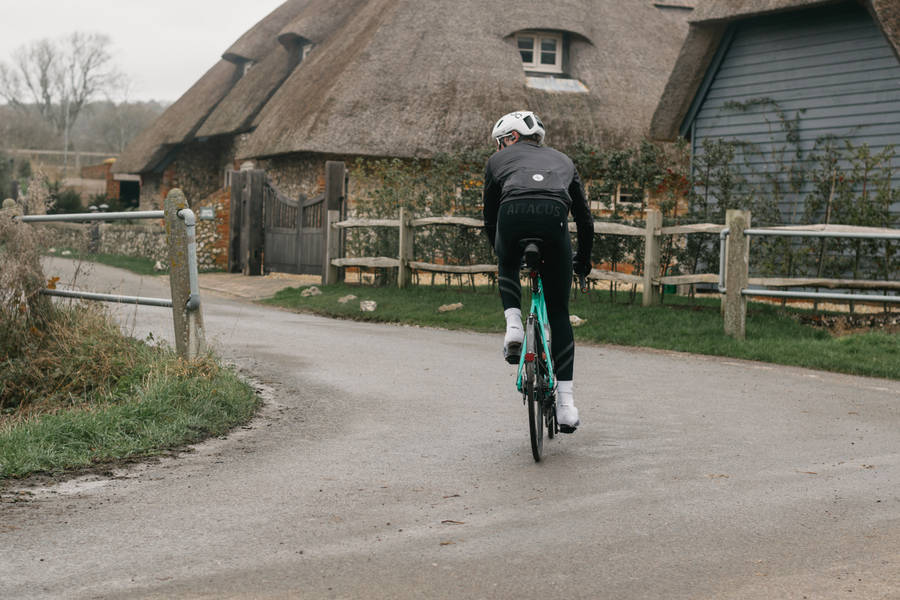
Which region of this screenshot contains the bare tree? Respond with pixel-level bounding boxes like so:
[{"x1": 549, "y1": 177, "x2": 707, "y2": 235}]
[{"x1": 0, "y1": 32, "x2": 122, "y2": 155}]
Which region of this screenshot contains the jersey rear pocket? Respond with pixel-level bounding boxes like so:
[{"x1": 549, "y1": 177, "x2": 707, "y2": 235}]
[{"x1": 502, "y1": 169, "x2": 566, "y2": 195}]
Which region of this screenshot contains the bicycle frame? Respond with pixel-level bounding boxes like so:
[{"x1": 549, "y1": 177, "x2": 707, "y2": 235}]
[{"x1": 516, "y1": 275, "x2": 554, "y2": 393}]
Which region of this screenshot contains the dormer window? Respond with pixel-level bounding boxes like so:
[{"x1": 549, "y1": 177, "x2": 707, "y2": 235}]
[{"x1": 516, "y1": 31, "x2": 563, "y2": 74}]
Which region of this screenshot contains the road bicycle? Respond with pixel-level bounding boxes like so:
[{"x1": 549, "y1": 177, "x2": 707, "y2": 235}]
[{"x1": 515, "y1": 239, "x2": 587, "y2": 462}]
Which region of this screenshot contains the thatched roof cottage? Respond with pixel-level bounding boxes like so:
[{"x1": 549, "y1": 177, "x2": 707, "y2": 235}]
[
  {"x1": 651, "y1": 0, "x2": 900, "y2": 220},
  {"x1": 113, "y1": 0, "x2": 694, "y2": 210}
]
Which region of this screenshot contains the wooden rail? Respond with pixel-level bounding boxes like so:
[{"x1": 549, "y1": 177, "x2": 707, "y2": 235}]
[
  {"x1": 326, "y1": 210, "x2": 727, "y2": 292},
  {"x1": 324, "y1": 209, "x2": 898, "y2": 342},
  {"x1": 409, "y1": 261, "x2": 497, "y2": 274}
]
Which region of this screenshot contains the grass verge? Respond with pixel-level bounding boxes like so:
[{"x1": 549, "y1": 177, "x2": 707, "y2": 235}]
[
  {"x1": 265, "y1": 283, "x2": 900, "y2": 380},
  {"x1": 0, "y1": 306, "x2": 258, "y2": 480}
]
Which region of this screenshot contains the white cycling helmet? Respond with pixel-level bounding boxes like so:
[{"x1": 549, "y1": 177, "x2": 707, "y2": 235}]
[{"x1": 491, "y1": 111, "x2": 545, "y2": 145}]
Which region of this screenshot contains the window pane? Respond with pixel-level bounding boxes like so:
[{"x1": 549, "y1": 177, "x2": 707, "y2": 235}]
[
  {"x1": 540, "y1": 37, "x2": 558, "y2": 66},
  {"x1": 518, "y1": 36, "x2": 535, "y2": 64}
]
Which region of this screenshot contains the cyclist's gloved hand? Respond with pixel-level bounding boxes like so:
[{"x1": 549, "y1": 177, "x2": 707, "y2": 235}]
[{"x1": 573, "y1": 256, "x2": 592, "y2": 277}]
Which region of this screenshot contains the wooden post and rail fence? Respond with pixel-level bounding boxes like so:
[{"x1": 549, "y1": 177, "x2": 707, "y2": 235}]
[{"x1": 323, "y1": 208, "x2": 900, "y2": 339}]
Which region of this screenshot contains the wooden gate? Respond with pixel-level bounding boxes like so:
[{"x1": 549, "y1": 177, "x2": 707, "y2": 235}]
[
  {"x1": 263, "y1": 184, "x2": 301, "y2": 274},
  {"x1": 298, "y1": 194, "x2": 325, "y2": 275},
  {"x1": 229, "y1": 163, "x2": 344, "y2": 277}
]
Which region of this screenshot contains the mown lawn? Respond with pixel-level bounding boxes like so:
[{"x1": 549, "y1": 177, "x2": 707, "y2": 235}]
[{"x1": 265, "y1": 283, "x2": 899, "y2": 380}]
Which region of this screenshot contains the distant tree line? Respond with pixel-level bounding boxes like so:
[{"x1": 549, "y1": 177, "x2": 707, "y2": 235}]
[{"x1": 0, "y1": 31, "x2": 168, "y2": 155}]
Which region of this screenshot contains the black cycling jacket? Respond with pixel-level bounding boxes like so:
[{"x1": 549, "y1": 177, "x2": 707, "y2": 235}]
[{"x1": 482, "y1": 141, "x2": 594, "y2": 262}]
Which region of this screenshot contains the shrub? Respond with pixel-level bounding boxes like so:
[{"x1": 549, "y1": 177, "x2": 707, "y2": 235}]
[{"x1": 49, "y1": 187, "x2": 83, "y2": 214}]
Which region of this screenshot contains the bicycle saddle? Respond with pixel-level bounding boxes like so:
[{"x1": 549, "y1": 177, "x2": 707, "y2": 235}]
[{"x1": 519, "y1": 238, "x2": 544, "y2": 269}]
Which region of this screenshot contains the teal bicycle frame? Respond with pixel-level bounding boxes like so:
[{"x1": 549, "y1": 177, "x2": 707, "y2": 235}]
[{"x1": 516, "y1": 276, "x2": 554, "y2": 393}]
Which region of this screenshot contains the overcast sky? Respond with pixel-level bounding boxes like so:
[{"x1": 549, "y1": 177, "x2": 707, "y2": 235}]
[{"x1": 0, "y1": 0, "x2": 286, "y2": 103}]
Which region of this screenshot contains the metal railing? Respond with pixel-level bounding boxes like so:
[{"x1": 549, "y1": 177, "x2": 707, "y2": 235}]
[
  {"x1": 718, "y1": 226, "x2": 900, "y2": 304},
  {"x1": 17, "y1": 209, "x2": 203, "y2": 309},
  {"x1": 15, "y1": 190, "x2": 205, "y2": 359}
]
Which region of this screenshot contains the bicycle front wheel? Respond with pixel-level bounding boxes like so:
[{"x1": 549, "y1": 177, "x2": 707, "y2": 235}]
[{"x1": 526, "y1": 316, "x2": 543, "y2": 462}]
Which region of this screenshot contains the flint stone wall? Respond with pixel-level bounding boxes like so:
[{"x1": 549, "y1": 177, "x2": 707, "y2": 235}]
[{"x1": 44, "y1": 219, "x2": 225, "y2": 271}]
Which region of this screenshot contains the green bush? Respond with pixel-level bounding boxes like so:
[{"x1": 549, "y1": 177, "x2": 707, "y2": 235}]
[{"x1": 49, "y1": 187, "x2": 83, "y2": 214}]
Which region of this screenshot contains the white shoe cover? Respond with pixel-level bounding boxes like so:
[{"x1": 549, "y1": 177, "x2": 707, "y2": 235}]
[
  {"x1": 504, "y1": 324, "x2": 524, "y2": 347},
  {"x1": 556, "y1": 381, "x2": 580, "y2": 430},
  {"x1": 556, "y1": 403, "x2": 580, "y2": 428},
  {"x1": 503, "y1": 324, "x2": 524, "y2": 362}
]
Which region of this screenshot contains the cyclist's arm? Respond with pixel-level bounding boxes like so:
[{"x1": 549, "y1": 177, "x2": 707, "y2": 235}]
[
  {"x1": 482, "y1": 162, "x2": 502, "y2": 249},
  {"x1": 569, "y1": 169, "x2": 594, "y2": 263}
]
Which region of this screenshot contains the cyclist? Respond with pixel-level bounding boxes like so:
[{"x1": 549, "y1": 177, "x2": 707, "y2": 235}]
[{"x1": 482, "y1": 110, "x2": 594, "y2": 433}]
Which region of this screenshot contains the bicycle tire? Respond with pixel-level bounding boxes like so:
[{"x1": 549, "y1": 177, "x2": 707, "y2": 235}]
[
  {"x1": 526, "y1": 315, "x2": 543, "y2": 462},
  {"x1": 547, "y1": 392, "x2": 556, "y2": 440},
  {"x1": 543, "y1": 323, "x2": 556, "y2": 439}
]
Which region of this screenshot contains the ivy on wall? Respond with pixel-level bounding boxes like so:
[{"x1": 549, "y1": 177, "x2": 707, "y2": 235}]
[{"x1": 347, "y1": 106, "x2": 898, "y2": 288}]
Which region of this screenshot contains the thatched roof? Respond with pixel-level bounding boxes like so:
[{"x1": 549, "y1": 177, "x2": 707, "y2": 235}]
[
  {"x1": 117, "y1": 0, "x2": 694, "y2": 173},
  {"x1": 277, "y1": 0, "x2": 368, "y2": 46},
  {"x1": 223, "y1": 0, "x2": 309, "y2": 62},
  {"x1": 650, "y1": 0, "x2": 900, "y2": 141},
  {"x1": 113, "y1": 2, "x2": 305, "y2": 174},
  {"x1": 196, "y1": 40, "x2": 295, "y2": 137},
  {"x1": 113, "y1": 60, "x2": 238, "y2": 174},
  {"x1": 240, "y1": 0, "x2": 692, "y2": 159}
]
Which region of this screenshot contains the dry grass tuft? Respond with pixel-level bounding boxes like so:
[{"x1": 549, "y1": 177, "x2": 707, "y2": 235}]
[
  {"x1": 0, "y1": 179, "x2": 53, "y2": 362},
  {"x1": 0, "y1": 176, "x2": 141, "y2": 421}
]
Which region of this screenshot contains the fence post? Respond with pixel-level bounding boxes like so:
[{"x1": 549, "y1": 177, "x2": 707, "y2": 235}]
[
  {"x1": 323, "y1": 209, "x2": 342, "y2": 285},
  {"x1": 242, "y1": 170, "x2": 265, "y2": 276},
  {"x1": 227, "y1": 170, "x2": 244, "y2": 273},
  {"x1": 325, "y1": 161, "x2": 346, "y2": 211},
  {"x1": 642, "y1": 208, "x2": 662, "y2": 307},
  {"x1": 724, "y1": 209, "x2": 751, "y2": 339},
  {"x1": 398, "y1": 207, "x2": 413, "y2": 288},
  {"x1": 165, "y1": 189, "x2": 205, "y2": 360}
]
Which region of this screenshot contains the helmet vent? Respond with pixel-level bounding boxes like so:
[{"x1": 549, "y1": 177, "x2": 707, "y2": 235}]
[{"x1": 523, "y1": 115, "x2": 534, "y2": 129}]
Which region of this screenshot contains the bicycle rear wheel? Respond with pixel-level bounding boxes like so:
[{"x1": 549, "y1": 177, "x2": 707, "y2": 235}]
[{"x1": 526, "y1": 315, "x2": 543, "y2": 462}]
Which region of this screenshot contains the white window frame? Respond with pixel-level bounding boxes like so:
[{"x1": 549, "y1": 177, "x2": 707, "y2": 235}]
[
  {"x1": 515, "y1": 31, "x2": 563, "y2": 74},
  {"x1": 299, "y1": 42, "x2": 313, "y2": 63}
]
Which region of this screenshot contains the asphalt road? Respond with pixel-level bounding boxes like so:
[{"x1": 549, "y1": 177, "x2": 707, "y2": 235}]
[{"x1": 2, "y1": 259, "x2": 899, "y2": 599}]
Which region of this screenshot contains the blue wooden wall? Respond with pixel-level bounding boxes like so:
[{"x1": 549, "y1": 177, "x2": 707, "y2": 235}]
[{"x1": 686, "y1": 1, "x2": 900, "y2": 223}]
